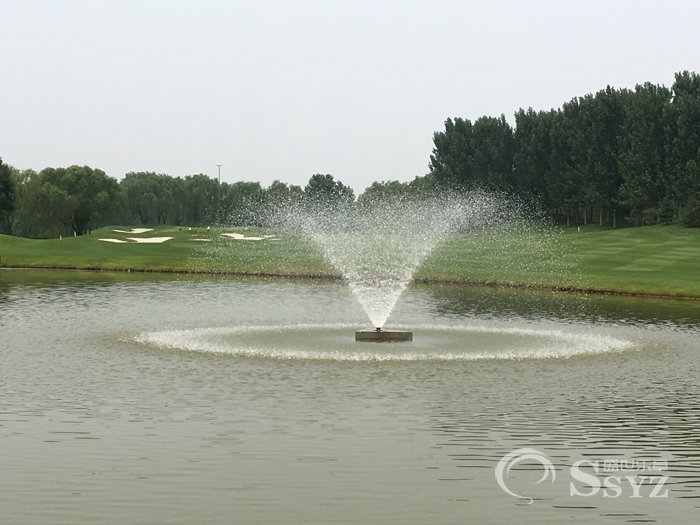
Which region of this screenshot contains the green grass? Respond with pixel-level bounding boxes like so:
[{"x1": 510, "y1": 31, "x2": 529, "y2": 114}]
[
  {"x1": 1, "y1": 223, "x2": 699, "y2": 298},
  {"x1": 417, "y1": 223, "x2": 700, "y2": 297},
  {"x1": 0, "y1": 225, "x2": 333, "y2": 276},
  {"x1": 558, "y1": 224, "x2": 700, "y2": 296}
]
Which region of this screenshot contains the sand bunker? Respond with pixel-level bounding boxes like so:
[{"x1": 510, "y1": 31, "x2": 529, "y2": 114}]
[
  {"x1": 222, "y1": 233, "x2": 278, "y2": 241},
  {"x1": 100, "y1": 232, "x2": 274, "y2": 244},
  {"x1": 98, "y1": 236, "x2": 173, "y2": 244},
  {"x1": 127, "y1": 237, "x2": 173, "y2": 243},
  {"x1": 113, "y1": 228, "x2": 154, "y2": 234}
]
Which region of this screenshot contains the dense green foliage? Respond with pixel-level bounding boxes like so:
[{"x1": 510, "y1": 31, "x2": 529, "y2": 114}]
[
  {"x1": 0, "y1": 158, "x2": 15, "y2": 230},
  {"x1": 2, "y1": 168, "x2": 313, "y2": 238},
  {"x1": 9, "y1": 165, "x2": 121, "y2": 237},
  {"x1": 303, "y1": 174, "x2": 355, "y2": 208},
  {"x1": 119, "y1": 172, "x2": 276, "y2": 227},
  {"x1": 430, "y1": 71, "x2": 700, "y2": 226}
]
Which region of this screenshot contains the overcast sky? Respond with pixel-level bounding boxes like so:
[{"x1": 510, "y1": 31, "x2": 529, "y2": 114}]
[{"x1": 2, "y1": 0, "x2": 699, "y2": 193}]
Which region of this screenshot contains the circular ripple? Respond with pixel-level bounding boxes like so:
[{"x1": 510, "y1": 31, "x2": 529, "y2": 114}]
[{"x1": 134, "y1": 323, "x2": 634, "y2": 362}]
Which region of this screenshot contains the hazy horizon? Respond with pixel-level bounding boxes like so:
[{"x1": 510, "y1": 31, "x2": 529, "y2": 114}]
[{"x1": 2, "y1": 0, "x2": 699, "y2": 193}]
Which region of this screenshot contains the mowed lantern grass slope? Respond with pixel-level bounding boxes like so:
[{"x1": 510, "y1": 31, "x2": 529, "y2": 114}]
[{"x1": 0, "y1": 224, "x2": 698, "y2": 297}]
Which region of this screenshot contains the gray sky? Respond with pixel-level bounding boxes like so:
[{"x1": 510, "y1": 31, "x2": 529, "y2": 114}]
[{"x1": 2, "y1": 0, "x2": 699, "y2": 193}]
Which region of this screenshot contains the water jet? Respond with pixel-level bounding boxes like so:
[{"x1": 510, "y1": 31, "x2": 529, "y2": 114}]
[{"x1": 282, "y1": 192, "x2": 507, "y2": 341}]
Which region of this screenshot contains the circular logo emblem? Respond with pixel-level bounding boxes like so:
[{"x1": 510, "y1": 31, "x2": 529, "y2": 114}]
[{"x1": 495, "y1": 448, "x2": 556, "y2": 503}]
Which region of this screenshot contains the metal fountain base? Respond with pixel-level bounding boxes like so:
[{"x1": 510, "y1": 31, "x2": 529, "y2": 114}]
[{"x1": 355, "y1": 328, "x2": 413, "y2": 343}]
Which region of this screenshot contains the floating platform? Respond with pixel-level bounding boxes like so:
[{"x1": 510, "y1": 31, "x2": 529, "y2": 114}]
[{"x1": 355, "y1": 328, "x2": 413, "y2": 343}]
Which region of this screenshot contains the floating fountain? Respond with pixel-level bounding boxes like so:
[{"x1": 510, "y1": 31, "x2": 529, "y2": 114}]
[
  {"x1": 283, "y1": 192, "x2": 506, "y2": 342},
  {"x1": 138, "y1": 191, "x2": 635, "y2": 359}
]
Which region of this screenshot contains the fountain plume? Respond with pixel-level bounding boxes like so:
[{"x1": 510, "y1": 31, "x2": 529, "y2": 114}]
[{"x1": 283, "y1": 191, "x2": 507, "y2": 328}]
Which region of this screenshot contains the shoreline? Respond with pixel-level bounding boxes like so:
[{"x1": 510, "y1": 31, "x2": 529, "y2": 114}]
[{"x1": 3, "y1": 264, "x2": 699, "y2": 302}]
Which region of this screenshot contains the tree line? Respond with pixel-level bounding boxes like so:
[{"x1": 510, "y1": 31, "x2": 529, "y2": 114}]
[
  {"x1": 2, "y1": 71, "x2": 700, "y2": 237},
  {"x1": 0, "y1": 163, "x2": 370, "y2": 238},
  {"x1": 0, "y1": 158, "x2": 439, "y2": 238},
  {"x1": 429, "y1": 70, "x2": 700, "y2": 227}
]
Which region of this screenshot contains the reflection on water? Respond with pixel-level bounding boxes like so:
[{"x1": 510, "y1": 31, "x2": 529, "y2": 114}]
[
  {"x1": 424, "y1": 282, "x2": 700, "y2": 329},
  {"x1": 1, "y1": 270, "x2": 699, "y2": 523}
]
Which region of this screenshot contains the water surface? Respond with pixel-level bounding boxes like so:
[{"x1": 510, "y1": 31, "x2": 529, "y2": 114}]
[{"x1": 1, "y1": 270, "x2": 699, "y2": 523}]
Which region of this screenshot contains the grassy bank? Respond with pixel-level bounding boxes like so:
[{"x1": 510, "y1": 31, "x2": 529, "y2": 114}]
[
  {"x1": 0, "y1": 224, "x2": 698, "y2": 298},
  {"x1": 418, "y1": 223, "x2": 700, "y2": 297},
  {"x1": 0, "y1": 226, "x2": 334, "y2": 276}
]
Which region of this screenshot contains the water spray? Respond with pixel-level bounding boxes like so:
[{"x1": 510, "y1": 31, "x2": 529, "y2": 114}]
[{"x1": 282, "y1": 191, "x2": 508, "y2": 342}]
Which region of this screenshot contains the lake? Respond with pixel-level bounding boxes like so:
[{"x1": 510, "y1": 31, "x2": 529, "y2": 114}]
[{"x1": 1, "y1": 270, "x2": 699, "y2": 523}]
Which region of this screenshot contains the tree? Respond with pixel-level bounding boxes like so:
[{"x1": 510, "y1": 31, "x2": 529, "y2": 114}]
[
  {"x1": 40, "y1": 165, "x2": 121, "y2": 234},
  {"x1": 264, "y1": 180, "x2": 302, "y2": 207},
  {"x1": 429, "y1": 118, "x2": 475, "y2": 189},
  {"x1": 428, "y1": 74, "x2": 700, "y2": 228},
  {"x1": 578, "y1": 87, "x2": 627, "y2": 226},
  {"x1": 10, "y1": 170, "x2": 74, "y2": 238},
  {"x1": 665, "y1": 71, "x2": 700, "y2": 221},
  {"x1": 618, "y1": 83, "x2": 671, "y2": 224},
  {"x1": 0, "y1": 157, "x2": 16, "y2": 232},
  {"x1": 182, "y1": 174, "x2": 218, "y2": 224},
  {"x1": 121, "y1": 172, "x2": 178, "y2": 225},
  {"x1": 221, "y1": 181, "x2": 263, "y2": 225},
  {"x1": 303, "y1": 174, "x2": 355, "y2": 208},
  {"x1": 406, "y1": 173, "x2": 438, "y2": 198},
  {"x1": 357, "y1": 180, "x2": 409, "y2": 206},
  {"x1": 469, "y1": 114, "x2": 514, "y2": 190},
  {"x1": 681, "y1": 192, "x2": 700, "y2": 226},
  {"x1": 546, "y1": 103, "x2": 585, "y2": 225},
  {"x1": 513, "y1": 108, "x2": 554, "y2": 203},
  {"x1": 430, "y1": 115, "x2": 514, "y2": 192},
  {"x1": 262, "y1": 180, "x2": 303, "y2": 224}
]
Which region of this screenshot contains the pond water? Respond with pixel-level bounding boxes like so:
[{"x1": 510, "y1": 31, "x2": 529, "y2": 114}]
[{"x1": 1, "y1": 270, "x2": 699, "y2": 524}]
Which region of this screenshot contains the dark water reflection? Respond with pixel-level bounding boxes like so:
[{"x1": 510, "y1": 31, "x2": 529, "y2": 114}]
[
  {"x1": 424, "y1": 282, "x2": 700, "y2": 329},
  {"x1": 1, "y1": 270, "x2": 699, "y2": 523}
]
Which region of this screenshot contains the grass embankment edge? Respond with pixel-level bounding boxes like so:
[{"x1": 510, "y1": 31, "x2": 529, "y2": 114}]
[
  {"x1": 2, "y1": 264, "x2": 698, "y2": 302},
  {"x1": 1, "y1": 223, "x2": 699, "y2": 301}
]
